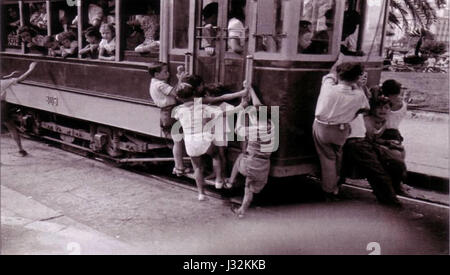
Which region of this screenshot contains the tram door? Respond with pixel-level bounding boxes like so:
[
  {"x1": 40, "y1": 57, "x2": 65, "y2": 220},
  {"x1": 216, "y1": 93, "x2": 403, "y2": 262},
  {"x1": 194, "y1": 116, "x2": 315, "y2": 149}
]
[{"x1": 194, "y1": 0, "x2": 248, "y2": 89}]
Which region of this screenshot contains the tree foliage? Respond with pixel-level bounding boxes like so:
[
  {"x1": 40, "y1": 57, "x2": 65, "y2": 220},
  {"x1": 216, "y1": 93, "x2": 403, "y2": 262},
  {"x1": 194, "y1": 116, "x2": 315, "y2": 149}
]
[{"x1": 389, "y1": 0, "x2": 447, "y2": 32}]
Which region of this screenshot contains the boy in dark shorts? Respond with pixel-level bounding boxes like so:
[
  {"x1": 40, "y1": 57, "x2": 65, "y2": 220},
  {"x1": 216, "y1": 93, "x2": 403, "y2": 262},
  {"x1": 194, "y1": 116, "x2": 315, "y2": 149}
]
[{"x1": 148, "y1": 62, "x2": 188, "y2": 176}]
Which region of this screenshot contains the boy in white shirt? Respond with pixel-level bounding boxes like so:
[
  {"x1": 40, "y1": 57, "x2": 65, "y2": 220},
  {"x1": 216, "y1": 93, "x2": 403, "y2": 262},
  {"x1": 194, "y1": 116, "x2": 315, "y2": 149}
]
[{"x1": 148, "y1": 62, "x2": 188, "y2": 177}]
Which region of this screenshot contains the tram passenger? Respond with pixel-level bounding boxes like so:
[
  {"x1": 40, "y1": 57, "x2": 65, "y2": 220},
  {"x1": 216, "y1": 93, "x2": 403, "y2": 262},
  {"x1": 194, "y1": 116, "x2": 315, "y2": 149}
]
[
  {"x1": 133, "y1": 3, "x2": 160, "y2": 53},
  {"x1": 298, "y1": 21, "x2": 313, "y2": 53},
  {"x1": 227, "y1": 0, "x2": 247, "y2": 54},
  {"x1": 98, "y1": 23, "x2": 116, "y2": 61},
  {"x1": 341, "y1": 7, "x2": 363, "y2": 56},
  {"x1": 79, "y1": 27, "x2": 102, "y2": 59},
  {"x1": 148, "y1": 63, "x2": 189, "y2": 178},
  {"x1": 29, "y1": 3, "x2": 48, "y2": 32},
  {"x1": 228, "y1": 104, "x2": 274, "y2": 218},
  {"x1": 57, "y1": 31, "x2": 78, "y2": 58},
  {"x1": 18, "y1": 26, "x2": 46, "y2": 52},
  {"x1": 43, "y1": 35, "x2": 60, "y2": 57},
  {"x1": 1, "y1": 62, "x2": 38, "y2": 157},
  {"x1": 304, "y1": 9, "x2": 334, "y2": 54},
  {"x1": 312, "y1": 54, "x2": 369, "y2": 200},
  {"x1": 201, "y1": 2, "x2": 219, "y2": 56}
]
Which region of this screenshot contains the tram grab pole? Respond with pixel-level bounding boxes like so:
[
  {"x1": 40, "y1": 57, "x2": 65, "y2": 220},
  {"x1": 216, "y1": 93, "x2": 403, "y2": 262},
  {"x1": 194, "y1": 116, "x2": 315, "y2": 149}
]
[{"x1": 245, "y1": 55, "x2": 262, "y2": 107}]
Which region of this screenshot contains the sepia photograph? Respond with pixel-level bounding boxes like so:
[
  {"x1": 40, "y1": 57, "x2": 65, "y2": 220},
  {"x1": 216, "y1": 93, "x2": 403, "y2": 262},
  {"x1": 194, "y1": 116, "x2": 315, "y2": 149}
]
[{"x1": 1, "y1": 0, "x2": 449, "y2": 259}]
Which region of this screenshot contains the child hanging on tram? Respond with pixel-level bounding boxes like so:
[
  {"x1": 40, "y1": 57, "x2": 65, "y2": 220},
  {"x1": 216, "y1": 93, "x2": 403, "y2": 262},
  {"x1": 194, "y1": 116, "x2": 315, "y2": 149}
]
[
  {"x1": 148, "y1": 63, "x2": 189, "y2": 178},
  {"x1": 79, "y1": 27, "x2": 102, "y2": 59},
  {"x1": 182, "y1": 76, "x2": 250, "y2": 189},
  {"x1": 57, "y1": 31, "x2": 79, "y2": 58},
  {"x1": 227, "y1": 94, "x2": 275, "y2": 218},
  {"x1": 173, "y1": 77, "x2": 249, "y2": 200},
  {"x1": 1, "y1": 62, "x2": 38, "y2": 157},
  {"x1": 98, "y1": 23, "x2": 116, "y2": 61}
]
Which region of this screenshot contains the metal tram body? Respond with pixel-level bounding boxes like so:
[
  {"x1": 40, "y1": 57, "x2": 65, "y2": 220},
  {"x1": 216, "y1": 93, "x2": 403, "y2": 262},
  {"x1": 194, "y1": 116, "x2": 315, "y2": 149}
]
[{"x1": 1, "y1": 0, "x2": 390, "y2": 178}]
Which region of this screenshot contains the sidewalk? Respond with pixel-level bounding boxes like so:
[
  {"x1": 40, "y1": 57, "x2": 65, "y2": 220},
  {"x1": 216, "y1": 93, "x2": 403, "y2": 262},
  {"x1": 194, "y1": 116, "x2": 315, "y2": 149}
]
[
  {"x1": 400, "y1": 111, "x2": 448, "y2": 179},
  {"x1": 1, "y1": 185, "x2": 137, "y2": 255}
]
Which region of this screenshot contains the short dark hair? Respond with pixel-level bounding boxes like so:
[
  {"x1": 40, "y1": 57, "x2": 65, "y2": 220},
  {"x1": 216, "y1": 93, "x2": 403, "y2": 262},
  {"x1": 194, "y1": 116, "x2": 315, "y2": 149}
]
[
  {"x1": 58, "y1": 31, "x2": 76, "y2": 42},
  {"x1": 183, "y1": 74, "x2": 204, "y2": 97},
  {"x1": 84, "y1": 27, "x2": 102, "y2": 41},
  {"x1": 18, "y1": 25, "x2": 37, "y2": 37},
  {"x1": 336, "y1": 62, "x2": 364, "y2": 83},
  {"x1": 148, "y1": 62, "x2": 167, "y2": 77},
  {"x1": 204, "y1": 83, "x2": 228, "y2": 97},
  {"x1": 176, "y1": 83, "x2": 195, "y2": 100},
  {"x1": 43, "y1": 35, "x2": 56, "y2": 47},
  {"x1": 203, "y1": 2, "x2": 218, "y2": 20},
  {"x1": 381, "y1": 79, "x2": 402, "y2": 96}
]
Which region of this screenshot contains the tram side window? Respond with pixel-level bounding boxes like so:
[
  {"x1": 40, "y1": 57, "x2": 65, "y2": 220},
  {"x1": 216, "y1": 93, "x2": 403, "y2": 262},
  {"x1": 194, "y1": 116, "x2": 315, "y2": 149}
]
[
  {"x1": 299, "y1": 0, "x2": 336, "y2": 54},
  {"x1": 18, "y1": 2, "x2": 48, "y2": 53},
  {"x1": 173, "y1": 0, "x2": 190, "y2": 49},
  {"x1": 227, "y1": 0, "x2": 247, "y2": 54},
  {"x1": 255, "y1": 0, "x2": 284, "y2": 53},
  {"x1": 200, "y1": 1, "x2": 218, "y2": 53},
  {"x1": 2, "y1": 4, "x2": 21, "y2": 50},
  {"x1": 50, "y1": 0, "x2": 78, "y2": 34},
  {"x1": 341, "y1": 0, "x2": 363, "y2": 56},
  {"x1": 123, "y1": 0, "x2": 160, "y2": 54}
]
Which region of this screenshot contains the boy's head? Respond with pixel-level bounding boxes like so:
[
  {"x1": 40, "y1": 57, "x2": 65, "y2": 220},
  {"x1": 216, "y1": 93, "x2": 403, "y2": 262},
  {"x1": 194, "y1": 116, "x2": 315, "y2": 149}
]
[
  {"x1": 100, "y1": 23, "x2": 115, "y2": 42},
  {"x1": 148, "y1": 62, "x2": 169, "y2": 80},
  {"x1": 18, "y1": 26, "x2": 36, "y2": 43},
  {"x1": 202, "y1": 2, "x2": 218, "y2": 25},
  {"x1": 381, "y1": 79, "x2": 403, "y2": 107},
  {"x1": 84, "y1": 27, "x2": 102, "y2": 44},
  {"x1": 176, "y1": 83, "x2": 195, "y2": 102},
  {"x1": 336, "y1": 62, "x2": 364, "y2": 83},
  {"x1": 58, "y1": 31, "x2": 76, "y2": 48},
  {"x1": 204, "y1": 83, "x2": 228, "y2": 97},
  {"x1": 183, "y1": 74, "x2": 205, "y2": 97},
  {"x1": 43, "y1": 35, "x2": 59, "y2": 49},
  {"x1": 370, "y1": 95, "x2": 390, "y2": 119}
]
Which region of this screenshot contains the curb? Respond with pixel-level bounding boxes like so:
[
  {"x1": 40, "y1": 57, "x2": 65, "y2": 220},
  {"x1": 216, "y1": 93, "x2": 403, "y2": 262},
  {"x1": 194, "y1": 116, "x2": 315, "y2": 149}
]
[
  {"x1": 406, "y1": 110, "x2": 449, "y2": 122},
  {"x1": 407, "y1": 171, "x2": 449, "y2": 194}
]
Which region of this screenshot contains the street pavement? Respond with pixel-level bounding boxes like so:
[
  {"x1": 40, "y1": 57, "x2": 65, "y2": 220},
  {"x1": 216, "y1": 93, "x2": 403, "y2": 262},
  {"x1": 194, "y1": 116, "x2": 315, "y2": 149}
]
[
  {"x1": 400, "y1": 111, "x2": 449, "y2": 179},
  {"x1": 1, "y1": 133, "x2": 448, "y2": 255}
]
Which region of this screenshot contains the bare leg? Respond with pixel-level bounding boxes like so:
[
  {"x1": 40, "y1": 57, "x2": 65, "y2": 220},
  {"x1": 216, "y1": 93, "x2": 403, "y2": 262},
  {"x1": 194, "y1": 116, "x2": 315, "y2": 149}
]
[
  {"x1": 3, "y1": 121, "x2": 27, "y2": 156},
  {"x1": 227, "y1": 153, "x2": 243, "y2": 188},
  {"x1": 191, "y1": 156, "x2": 206, "y2": 201},
  {"x1": 173, "y1": 140, "x2": 185, "y2": 173},
  {"x1": 236, "y1": 186, "x2": 254, "y2": 217},
  {"x1": 218, "y1": 146, "x2": 227, "y2": 179}
]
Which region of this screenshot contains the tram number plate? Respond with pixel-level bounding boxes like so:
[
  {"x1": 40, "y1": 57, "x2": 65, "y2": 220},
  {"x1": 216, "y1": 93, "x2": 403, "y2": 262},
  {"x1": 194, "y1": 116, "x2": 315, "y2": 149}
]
[{"x1": 46, "y1": 96, "x2": 59, "y2": 107}]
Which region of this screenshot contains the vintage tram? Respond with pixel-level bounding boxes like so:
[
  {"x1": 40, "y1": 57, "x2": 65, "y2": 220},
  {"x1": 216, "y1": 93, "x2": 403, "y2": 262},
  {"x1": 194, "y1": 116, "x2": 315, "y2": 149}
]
[{"x1": 1, "y1": 0, "x2": 390, "y2": 178}]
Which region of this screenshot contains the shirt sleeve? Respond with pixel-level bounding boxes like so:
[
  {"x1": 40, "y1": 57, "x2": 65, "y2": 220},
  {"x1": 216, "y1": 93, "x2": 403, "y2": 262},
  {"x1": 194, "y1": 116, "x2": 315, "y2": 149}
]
[{"x1": 158, "y1": 82, "x2": 174, "y2": 96}]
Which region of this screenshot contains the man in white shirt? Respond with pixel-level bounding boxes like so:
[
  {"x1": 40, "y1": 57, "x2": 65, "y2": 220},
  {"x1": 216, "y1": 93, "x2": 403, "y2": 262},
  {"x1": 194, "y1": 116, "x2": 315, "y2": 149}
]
[{"x1": 313, "y1": 54, "x2": 368, "y2": 199}]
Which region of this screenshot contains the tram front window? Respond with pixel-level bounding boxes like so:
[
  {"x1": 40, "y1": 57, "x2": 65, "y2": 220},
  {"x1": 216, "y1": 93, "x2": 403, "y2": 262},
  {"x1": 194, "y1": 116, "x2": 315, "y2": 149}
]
[
  {"x1": 123, "y1": 0, "x2": 160, "y2": 54},
  {"x1": 2, "y1": 4, "x2": 21, "y2": 50},
  {"x1": 360, "y1": 0, "x2": 386, "y2": 57},
  {"x1": 255, "y1": 0, "x2": 284, "y2": 53},
  {"x1": 173, "y1": 0, "x2": 190, "y2": 49},
  {"x1": 298, "y1": 0, "x2": 336, "y2": 54},
  {"x1": 340, "y1": 0, "x2": 386, "y2": 57}
]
